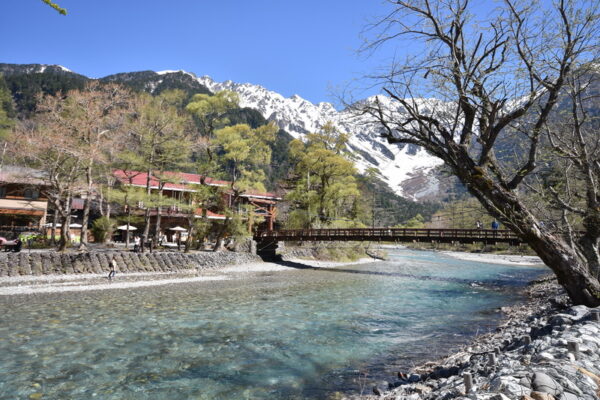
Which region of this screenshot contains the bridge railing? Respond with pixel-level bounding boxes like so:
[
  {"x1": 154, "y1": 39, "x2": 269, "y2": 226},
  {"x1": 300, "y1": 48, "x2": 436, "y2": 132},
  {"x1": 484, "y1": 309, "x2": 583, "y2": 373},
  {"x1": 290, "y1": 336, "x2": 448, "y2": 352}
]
[{"x1": 255, "y1": 228, "x2": 520, "y2": 241}]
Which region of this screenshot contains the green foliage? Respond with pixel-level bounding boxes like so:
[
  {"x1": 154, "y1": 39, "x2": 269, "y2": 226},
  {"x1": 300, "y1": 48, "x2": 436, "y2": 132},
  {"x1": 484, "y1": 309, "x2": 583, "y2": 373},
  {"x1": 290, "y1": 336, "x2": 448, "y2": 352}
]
[
  {"x1": 214, "y1": 122, "x2": 277, "y2": 193},
  {"x1": 186, "y1": 91, "x2": 239, "y2": 138},
  {"x1": 101, "y1": 71, "x2": 212, "y2": 99},
  {"x1": 286, "y1": 123, "x2": 361, "y2": 228},
  {"x1": 41, "y1": 0, "x2": 67, "y2": 15},
  {"x1": 92, "y1": 216, "x2": 116, "y2": 243},
  {"x1": 0, "y1": 74, "x2": 15, "y2": 139},
  {"x1": 4, "y1": 71, "x2": 88, "y2": 117},
  {"x1": 224, "y1": 107, "x2": 294, "y2": 191},
  {"x1": 395, "y1": 214, "x2": 425, "y2": 228},
  {"x1": 431, "y1": 197, "x2": 495, "y2": 229},
  {"x1": 224, "y1": 212, "x2": 249, "y2": 241},
  {"x1": 122, "y1": 90, "x2": 194, "y2": 175}
]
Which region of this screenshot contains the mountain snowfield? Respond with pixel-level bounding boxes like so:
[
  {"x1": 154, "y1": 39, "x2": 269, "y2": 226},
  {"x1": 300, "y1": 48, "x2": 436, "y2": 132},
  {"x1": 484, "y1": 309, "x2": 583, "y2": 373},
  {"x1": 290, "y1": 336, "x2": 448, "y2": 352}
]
[{"x1": 157, "y1": 70, "x2": 443, "y2": 200}]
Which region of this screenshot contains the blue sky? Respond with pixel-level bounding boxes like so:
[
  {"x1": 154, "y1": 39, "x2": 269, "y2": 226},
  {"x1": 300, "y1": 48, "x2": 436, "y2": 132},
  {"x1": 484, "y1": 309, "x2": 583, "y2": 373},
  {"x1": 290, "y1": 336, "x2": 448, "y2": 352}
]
[{"x1": 1, "y1": 1, "x2": 398, "y2": 104}]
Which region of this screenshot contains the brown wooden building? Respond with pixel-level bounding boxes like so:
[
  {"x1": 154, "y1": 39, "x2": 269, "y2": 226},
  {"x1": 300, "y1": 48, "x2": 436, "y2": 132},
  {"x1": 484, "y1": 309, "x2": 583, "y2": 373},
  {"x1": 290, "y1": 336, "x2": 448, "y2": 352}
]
[
  {"x1": 113, "y1": 170, "x2": 281, "y2": 231},
  {"x1": 0, "y1": 166, "x2": 48, "y2": 231}
]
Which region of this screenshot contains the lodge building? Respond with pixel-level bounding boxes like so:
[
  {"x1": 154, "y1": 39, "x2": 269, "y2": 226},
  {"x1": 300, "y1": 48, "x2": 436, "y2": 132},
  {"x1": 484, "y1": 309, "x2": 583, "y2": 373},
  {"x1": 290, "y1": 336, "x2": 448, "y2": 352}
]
[
  {"x1": 0, "y1": 166, "x2": 48, "y2": 232},
  {"x1": 0, "y1": 166, "x2": 281, "y2": 239},
  {"x1": 113, "y1": 170, "x2": 281, "y2": 231}
]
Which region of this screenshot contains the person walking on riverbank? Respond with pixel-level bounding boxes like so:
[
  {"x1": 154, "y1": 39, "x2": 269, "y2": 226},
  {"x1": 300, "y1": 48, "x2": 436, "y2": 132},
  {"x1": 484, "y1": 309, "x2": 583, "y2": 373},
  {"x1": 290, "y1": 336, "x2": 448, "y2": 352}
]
[{"x1": 108, "y1": 256, "x2": 118, "y2": 281}]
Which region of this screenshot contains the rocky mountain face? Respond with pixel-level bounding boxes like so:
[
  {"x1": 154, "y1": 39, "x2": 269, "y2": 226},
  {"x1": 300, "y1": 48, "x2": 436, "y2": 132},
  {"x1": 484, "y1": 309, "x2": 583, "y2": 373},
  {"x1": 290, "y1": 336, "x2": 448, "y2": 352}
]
[
  {"x1": 0, "y1": 63, "x2": 444, "y2": 200},
  {"x1": 196, "y1": 76, "x2": 443, "y2": 200}
]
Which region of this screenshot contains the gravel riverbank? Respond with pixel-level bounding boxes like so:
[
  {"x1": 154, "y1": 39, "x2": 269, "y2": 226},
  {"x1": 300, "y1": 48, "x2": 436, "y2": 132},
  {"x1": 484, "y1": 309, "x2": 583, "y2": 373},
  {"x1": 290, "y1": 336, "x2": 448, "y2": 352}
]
[{"x1": 345, "y1": 276, "x2": 600, "y2": 400}]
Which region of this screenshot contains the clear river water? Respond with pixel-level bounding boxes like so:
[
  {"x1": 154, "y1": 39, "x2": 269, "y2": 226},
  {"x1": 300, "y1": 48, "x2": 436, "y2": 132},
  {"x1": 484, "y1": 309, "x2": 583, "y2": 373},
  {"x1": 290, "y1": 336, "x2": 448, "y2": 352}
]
[{"x1": 0, "y1": 249, "x2": 547, "y2": 399}]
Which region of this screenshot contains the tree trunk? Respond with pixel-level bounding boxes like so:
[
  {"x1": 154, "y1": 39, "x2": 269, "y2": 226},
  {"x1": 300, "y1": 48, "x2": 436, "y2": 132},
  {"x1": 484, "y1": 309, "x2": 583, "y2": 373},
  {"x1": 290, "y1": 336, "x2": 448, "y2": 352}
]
[
  {"x1": 50, "y1": 207, "x2": 59, "y2": 246},
  {"x1": 57, "y1": 194, "x2": 72, "y2": 252},
  {"x1": 79, "y1": 197, "x2": 90, "y2": 249},
  {"x1": 153, "y1": 187, "x2": 164, "y2": 247},
  {"x1": 213, "y1": 217, "x2": 229, "y2": 252},
  {"x1": 141, "y1": 169, "x2": 152, "y2": 253},
  {"x1": 458, "y1": 161, "x2": 600, "y2": 306},
  {"x1": 185, "y1": 214, "x2": 196, "y2": 253},
  {"x1": 141, "y1": 207, "x2": 150, "y2": 253},
  {"x1": 79, "y1": 164, "x2": 93, "y2": 249},
  {"x1": 125, "y1": 207, "x2": 132, "y2": 249}
]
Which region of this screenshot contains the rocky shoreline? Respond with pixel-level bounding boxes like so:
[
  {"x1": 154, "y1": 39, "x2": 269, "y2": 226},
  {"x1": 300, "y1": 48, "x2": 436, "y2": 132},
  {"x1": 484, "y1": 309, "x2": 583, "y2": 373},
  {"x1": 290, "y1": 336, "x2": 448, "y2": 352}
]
[{"x1": 345, "y1": 276, "x2": 600, "y2": 400}]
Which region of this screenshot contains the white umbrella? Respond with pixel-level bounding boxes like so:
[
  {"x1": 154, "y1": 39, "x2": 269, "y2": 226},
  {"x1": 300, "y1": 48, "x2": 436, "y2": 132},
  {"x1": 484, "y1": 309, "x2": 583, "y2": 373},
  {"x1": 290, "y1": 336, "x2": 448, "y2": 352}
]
[
  {"x1": 43, "y1": 223, "x2": 62, "y2": 227},
  {"x1": 69, "y1": 223, "x2": 82, "y2": 228},
  {"x1": 117, "y1": 225, "x2": 138, "y2": 231},
  {"x1": 168, "y1": 226, "x2": 187, "y2": 232}
]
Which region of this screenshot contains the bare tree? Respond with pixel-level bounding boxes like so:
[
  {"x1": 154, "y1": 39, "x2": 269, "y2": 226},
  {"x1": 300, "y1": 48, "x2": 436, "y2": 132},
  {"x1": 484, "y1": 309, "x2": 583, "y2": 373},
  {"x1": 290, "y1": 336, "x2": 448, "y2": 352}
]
[
  {"x1": 362, "y1": 0, "x2": 600, "y2": 306},
  {"x1": 15, "y1": 104, "x2": 82, "y2": 251},
  {"x1": 60, "y1": 82, "x2": 132, "y2": 249}
]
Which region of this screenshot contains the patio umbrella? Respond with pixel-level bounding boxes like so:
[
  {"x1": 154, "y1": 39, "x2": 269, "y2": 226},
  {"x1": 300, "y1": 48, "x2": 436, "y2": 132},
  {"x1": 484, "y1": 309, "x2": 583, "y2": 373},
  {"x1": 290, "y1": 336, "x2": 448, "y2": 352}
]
[
  {"x1": 69, "y1": 223, "x2": 83, "y2": 228},
  {"x1": 168, "y1": 226, "x2": 187, "y2": 232},
  {"x1": 117, "y1": 225, "x2": 138, "y2": 231}
]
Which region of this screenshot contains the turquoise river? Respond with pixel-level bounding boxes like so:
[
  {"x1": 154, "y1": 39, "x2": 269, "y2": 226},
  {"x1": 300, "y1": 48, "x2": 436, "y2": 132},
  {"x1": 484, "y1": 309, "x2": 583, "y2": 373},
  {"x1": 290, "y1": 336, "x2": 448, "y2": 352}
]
[{"x1": 0, "y1": 249, "x2": 547, "y2": 399}]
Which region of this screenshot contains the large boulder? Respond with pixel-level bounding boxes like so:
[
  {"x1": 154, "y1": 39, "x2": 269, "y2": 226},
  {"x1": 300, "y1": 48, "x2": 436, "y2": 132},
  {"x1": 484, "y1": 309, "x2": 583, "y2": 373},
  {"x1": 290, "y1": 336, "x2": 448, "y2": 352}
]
[{"x1": 532, "y1": 372, "x2": 563, "y2": 397}]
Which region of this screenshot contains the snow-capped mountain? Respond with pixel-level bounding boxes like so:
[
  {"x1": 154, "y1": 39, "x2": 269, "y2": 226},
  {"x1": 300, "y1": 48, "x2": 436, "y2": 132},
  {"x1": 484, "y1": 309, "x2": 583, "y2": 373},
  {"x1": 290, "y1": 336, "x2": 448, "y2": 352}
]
[{"x1": 194, "y1": 75, "x2": 442, "y2": 200}]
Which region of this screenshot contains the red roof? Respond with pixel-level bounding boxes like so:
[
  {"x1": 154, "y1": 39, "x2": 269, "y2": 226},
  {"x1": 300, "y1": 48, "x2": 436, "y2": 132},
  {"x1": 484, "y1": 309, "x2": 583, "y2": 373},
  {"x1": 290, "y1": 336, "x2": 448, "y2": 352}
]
[{"x1": 113, "y1": 170, "x2": 280, "y2": 200}]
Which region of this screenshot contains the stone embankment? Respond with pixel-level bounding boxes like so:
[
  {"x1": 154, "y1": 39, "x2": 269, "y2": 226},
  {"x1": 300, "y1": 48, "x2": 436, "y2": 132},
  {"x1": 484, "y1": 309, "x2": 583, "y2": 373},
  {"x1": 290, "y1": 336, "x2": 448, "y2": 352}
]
[
  {"x1": 0, "y1": 251, "x2": 261, "y2": 276},
  {"x1": 348, "y1": 278, "x2": 600, "y2": 400}
]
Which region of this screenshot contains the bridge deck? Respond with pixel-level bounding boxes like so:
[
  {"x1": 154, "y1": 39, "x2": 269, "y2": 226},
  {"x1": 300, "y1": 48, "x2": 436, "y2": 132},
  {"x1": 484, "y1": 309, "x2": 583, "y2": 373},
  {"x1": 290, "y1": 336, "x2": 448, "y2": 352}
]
[{"x1": 254, "y1": 228, "x2": 522, "y2": 245}]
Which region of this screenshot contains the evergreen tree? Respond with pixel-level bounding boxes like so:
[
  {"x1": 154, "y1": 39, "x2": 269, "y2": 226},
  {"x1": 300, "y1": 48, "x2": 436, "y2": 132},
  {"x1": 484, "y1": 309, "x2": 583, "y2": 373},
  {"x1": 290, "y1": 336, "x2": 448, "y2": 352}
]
[
  {"x1": 211, "y1": 122, "x2": 278, "y2": 248},
  {"x1": 0, "y1": 74, "x2": 15, "y2": 140},
  {"x1": 286, "y1": 123, "x2": 361, "y2": 228}
]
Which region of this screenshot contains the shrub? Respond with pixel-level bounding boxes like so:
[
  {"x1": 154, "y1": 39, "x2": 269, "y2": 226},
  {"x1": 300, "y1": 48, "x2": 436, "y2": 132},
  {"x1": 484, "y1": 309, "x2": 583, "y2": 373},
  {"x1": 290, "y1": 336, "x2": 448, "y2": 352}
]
[{"x1": 92, "y1": 217, "x2": 116, "y2": 243}]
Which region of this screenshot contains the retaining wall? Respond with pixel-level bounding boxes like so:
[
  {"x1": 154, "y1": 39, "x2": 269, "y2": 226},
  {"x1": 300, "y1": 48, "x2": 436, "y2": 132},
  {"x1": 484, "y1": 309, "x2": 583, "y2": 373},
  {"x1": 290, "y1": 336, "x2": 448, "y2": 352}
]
[{"x1": 0, "y1": 251, "x2": 262, "y2": 277}]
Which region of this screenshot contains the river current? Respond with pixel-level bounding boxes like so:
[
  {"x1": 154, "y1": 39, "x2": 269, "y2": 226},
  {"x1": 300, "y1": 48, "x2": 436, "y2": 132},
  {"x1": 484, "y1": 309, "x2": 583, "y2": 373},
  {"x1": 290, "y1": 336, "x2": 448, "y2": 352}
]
[{"x1": 0, "y1": 248, "x2": 546, "y2": 399}]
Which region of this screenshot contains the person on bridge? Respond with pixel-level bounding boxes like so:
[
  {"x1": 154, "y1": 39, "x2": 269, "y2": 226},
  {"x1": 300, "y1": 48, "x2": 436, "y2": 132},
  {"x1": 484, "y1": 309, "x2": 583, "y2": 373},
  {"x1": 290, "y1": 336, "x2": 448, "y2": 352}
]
[
  {"x1": 476, "y1": 220, "x2": 482, "y2": 230},
  {"x1": 491, "y1": 220, "x2": 500, "y2": 231}
]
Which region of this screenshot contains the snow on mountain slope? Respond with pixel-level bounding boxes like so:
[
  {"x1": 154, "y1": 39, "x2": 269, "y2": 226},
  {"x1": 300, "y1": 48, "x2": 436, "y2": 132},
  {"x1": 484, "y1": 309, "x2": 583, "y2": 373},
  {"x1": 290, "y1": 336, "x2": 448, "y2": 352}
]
[{"x1": 195, "y1": 75, "x2": 443, "y2": 200}]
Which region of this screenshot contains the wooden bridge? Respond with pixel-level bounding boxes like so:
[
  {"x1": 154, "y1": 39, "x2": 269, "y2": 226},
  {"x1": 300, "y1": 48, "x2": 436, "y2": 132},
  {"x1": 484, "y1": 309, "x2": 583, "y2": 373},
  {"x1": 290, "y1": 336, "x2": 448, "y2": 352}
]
[{"x1": 254, "y1": 228, "x2": 523, "y2": 259}]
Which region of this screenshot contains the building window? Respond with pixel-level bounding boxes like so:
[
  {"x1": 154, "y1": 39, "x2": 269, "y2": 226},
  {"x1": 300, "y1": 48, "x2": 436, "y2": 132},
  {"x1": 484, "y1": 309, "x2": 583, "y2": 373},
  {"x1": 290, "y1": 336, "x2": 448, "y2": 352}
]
[
  {"x1": 0, "y1": 187, "x2": 5, "y2": 198},
  {"x1": 24, "y1": 189, "x2": 39, "y2": 200}
]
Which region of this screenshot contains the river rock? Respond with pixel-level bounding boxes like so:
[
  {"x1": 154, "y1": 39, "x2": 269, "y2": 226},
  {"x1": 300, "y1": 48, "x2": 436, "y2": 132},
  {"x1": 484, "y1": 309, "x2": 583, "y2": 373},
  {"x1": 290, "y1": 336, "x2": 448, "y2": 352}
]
[
  {"x1": 18, "y1": 253, "x2": 32, "y2": 275},
  {"x1": 60, "y1": 253, "x2": 75, "y2": 274},
  {"x1": 558, "y1": 393, "x2": 579, "y2": 400},
  {"x1": 491, "y1": 376, "x2": 532, "y2": 397},
  {"x1": 489, "y1": 394, "x2": 511, "y2": 400},
  {"x1": 530, "y1": 391, "x2": 555, "y2": 400},
  {"x1": 29, "y1": 253, "x2": 42, "y2": 275},
  {"x1": 39, "y1": 252, "x2": 52, "y2": 274},
  {"x1": 70, "y1": 253, "x2": 85, "y2": 273},
  {"x1": 565, "y1": 306, "x2": 590, "y2": 321},
  {"x1": 532, "y1": 372, "x2": 563, "y2": 396},
  {"x1": 89, "y1": 253, "x2": 103, "y2": 274},
  {"x1": 548, "y1": 316, "x2": 573, "y2": 327}
]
